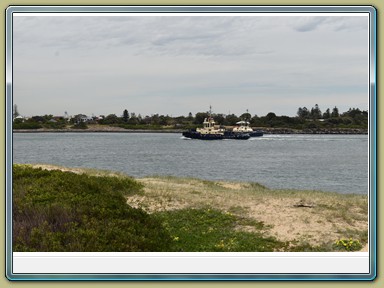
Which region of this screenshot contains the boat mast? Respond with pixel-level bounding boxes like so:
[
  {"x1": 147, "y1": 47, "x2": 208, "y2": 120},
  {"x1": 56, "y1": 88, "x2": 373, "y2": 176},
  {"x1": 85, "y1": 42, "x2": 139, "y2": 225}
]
[{"x1": 208, "y1": 105, "x2": 213, "y2": 128}]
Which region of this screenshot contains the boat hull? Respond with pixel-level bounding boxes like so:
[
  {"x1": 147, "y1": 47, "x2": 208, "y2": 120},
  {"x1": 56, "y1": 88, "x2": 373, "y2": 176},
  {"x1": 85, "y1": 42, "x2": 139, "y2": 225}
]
[
  {"x1": 249, "y1": 130, "x2": 264, "y2": 137},
  {"x1": 182, "y1": 131, "x2": 224, "y2": 140},
  {"x1": 223, "y1": 131, "x2": 251, "y2": 140},
  {"x1": 182, "y1": 129, "x2": 262, "y2": 140}
]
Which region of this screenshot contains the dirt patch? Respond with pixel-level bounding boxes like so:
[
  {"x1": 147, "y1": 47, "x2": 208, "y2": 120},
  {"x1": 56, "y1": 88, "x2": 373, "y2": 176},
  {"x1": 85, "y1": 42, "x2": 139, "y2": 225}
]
[{"x1": 131, "y1": 177, "x2": 368, "y2": 249}]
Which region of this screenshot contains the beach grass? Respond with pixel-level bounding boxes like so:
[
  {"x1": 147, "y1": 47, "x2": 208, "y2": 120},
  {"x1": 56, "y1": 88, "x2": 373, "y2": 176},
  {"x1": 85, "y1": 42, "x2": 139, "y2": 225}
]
[{"x1": 12, "y1": 164, "x2": 368, "y2": 252}]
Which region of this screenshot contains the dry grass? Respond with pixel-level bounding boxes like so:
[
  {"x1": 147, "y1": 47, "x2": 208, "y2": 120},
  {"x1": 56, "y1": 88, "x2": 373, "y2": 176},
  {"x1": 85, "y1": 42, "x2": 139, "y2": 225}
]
[
  {"x1": 129, "y1": 176, "x2": 368, "y2": 247},
  {"x1": 29, "y1": 164, "x2": 129, "y2": 178}
]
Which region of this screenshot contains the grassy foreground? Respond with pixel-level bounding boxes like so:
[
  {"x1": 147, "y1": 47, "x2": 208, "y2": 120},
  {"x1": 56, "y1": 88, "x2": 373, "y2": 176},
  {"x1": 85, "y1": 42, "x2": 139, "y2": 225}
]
[{"x1": 13, "y1": 164, "x2": 368, "y2": 252}]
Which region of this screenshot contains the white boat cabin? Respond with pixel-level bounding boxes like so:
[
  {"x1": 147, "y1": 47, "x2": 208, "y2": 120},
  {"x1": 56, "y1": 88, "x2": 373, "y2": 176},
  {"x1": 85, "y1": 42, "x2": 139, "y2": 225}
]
[
  {"x1": 196, "y1": 117, "x2": 225, "y2": 135},
  {"x1": 232, "y1": 120, "x2": 254, "y2": 133}
]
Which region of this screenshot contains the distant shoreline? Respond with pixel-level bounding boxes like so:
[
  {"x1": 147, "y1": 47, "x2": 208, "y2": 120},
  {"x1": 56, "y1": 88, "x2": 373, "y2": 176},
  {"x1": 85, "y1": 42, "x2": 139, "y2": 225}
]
[
  {"x1": 13, "y1": 129, "x2": 182, "y2": 133},
  {"x1": 13, "y1": 127, "x2": 368, "y2": 134}
]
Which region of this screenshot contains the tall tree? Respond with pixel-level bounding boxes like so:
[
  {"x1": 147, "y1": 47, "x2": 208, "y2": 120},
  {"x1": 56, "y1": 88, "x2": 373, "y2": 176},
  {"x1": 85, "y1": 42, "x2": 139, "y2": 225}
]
[
  {"x1": 331, "y1": 106, "x2": 339, "y2": 118},
  {"x1": 323, "y1": 108, "x2": 331, "y2": 119},
  {"x1": 213, "y1": 113, "x2": 225, "y2": 124},
  {"x1": 13, "y1": 104, "x2": 19, "y2": 119},
  {"x1": 310, "y1": 104, "x2": 322, "y2": 119},
  {"x1": 123, "y1": 109, "x2": 129, "y2": 122},
  {"x1": 240, "y1": 112, "x2": 252, "y2": 121},
  {"x1": 265, "y1": 112, "x2": 277, "y2": 121},
  {"x1": 194, "y1": 112, "x2": 209, "y2": 124},
  {"x1": 297, "y1": 107, "x2": 310, "y2": 119},
  {"x1": 128, "y1": 112, "x2": 139, "y2": 125}
]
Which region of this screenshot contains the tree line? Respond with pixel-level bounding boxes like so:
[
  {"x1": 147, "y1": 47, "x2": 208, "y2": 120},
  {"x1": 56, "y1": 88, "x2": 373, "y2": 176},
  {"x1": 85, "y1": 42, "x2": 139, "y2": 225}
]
[
  {"x1": 99, "y1": 105, "x2": 368, "y2": 130},
  {"x1": 13, "y1": 104, "x2": 368, "y2": 130}
]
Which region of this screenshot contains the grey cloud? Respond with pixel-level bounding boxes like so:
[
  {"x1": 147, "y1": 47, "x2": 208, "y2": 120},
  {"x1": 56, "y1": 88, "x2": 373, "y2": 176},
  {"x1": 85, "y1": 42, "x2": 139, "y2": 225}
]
[
  {"x1": 152, "y1": 33, "x2": 218, "y2": 46},
  {"x1": 14, "y1": 16, "x2": 274, "y2": 58},
  {"x1": 329, "y1": 17, "x2": 368, "y2": 31},
  {"x1": 290, "y1": 16, "x2": 368, "y2": 32},
  {"x1": 292, "y1": 17, "x2": 326, "y2": 32}
]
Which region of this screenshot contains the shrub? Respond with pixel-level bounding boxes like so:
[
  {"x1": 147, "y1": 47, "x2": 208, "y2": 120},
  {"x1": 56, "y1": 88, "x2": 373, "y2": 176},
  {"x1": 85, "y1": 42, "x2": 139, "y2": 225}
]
[
  {"x1": 333, "y1": 238, "x2": 363, "y2": 251},
  {"x1": 13, "y1": 165, "x2": 172, "y2": 252}
]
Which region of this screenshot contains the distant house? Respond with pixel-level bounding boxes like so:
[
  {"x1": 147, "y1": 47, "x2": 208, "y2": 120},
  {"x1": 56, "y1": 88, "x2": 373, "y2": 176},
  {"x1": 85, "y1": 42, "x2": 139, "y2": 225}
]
[
  {"x1": 94, "y1": 115, "x2": 104, "y2": 123},
  {"x1": 73, "y1": 114, "x2": 95, "y2": 124},
  {"x1": 73, "y1": 114, "x2": 88, "y2": 124}
]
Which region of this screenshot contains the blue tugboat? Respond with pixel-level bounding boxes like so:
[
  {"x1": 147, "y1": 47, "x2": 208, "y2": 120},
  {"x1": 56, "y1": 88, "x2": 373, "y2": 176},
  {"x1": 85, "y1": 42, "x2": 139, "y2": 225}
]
[
  {"x1": 182, "y1": 107, "x2": 256, "y2": 140},
  {"x1": 182, "y1": 108, "x2": 225, "y2": 140}
]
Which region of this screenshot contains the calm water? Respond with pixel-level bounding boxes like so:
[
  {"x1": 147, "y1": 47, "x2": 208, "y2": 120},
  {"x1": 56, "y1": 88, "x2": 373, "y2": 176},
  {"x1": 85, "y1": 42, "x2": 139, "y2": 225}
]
[{"x1": 12, "y1": 133, "x2": 369, "y2": 194}]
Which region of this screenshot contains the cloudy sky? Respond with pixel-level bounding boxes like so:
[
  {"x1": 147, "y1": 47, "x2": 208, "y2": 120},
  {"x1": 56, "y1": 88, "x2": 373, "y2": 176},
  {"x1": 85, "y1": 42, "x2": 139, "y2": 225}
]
[{"x1": 12, "y1": 13, "x2": 369, "y2": 117}]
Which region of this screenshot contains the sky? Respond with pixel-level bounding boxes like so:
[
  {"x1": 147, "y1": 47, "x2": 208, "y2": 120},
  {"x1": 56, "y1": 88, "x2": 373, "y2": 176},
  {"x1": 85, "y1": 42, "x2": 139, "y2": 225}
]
[{"x1": 12, "y1": 13, "x2": 370, "y2": 118}]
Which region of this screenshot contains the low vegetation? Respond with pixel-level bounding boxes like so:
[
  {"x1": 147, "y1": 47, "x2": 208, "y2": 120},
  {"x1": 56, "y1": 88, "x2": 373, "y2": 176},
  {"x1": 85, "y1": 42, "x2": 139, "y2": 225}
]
[
  {"x1": 13, "y1": 165, "x2": 171, "y2": 252},
  {"x1": 12, "y1": 165, "x2": 368, "y2": 252}
]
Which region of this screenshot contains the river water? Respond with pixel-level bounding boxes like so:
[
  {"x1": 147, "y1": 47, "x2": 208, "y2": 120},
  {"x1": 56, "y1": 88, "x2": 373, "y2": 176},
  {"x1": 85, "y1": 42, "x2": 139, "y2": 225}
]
[{"x1": 12, "y1": 133, "x2": 369, "y2": 194}]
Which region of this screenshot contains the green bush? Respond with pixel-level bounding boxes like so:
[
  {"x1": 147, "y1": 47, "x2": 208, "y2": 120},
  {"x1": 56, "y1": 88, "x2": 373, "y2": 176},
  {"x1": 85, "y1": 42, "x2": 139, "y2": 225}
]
[{"x1": 13, "y1": 165, "x2": 172, "y2": 252}]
